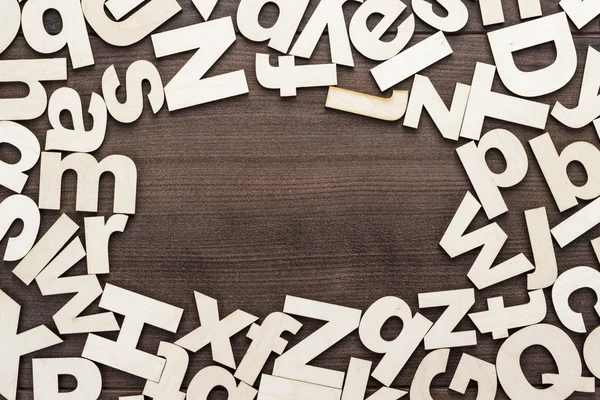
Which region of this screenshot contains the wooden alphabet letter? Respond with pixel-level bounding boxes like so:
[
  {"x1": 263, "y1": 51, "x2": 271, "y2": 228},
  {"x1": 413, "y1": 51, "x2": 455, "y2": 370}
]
[
  {"x1": 553, "y1": 266, "x2": 600, "y2": 333},
  {"x1": 81, "y1": 0, "x2": 181, "y2": 46},
  {"x1": 371, "y1": 32, "x2": 453, "y2": 92},
  {"x1": 478, "y1": 0, "x2": 542, "y2": 25},
  {"x1": 460, "y1": 63, "x2": 549, "y2": 141},
  {"x1": 403, "y1": 75, "x2": 470, "y2": 141},
  {"x1": 33, "y1": 358, "x2": 102, "y2": 400},
  {"x1": 449, "y1": 353, "x2": 497, "y2": 399},
  {"x1": 273, "y1": 296, "x2": 361, "y2": 388},
  {"x1": 151, "y1": 17, "x2": 248, "y2": 111},
  {"x1": 0, "y1": 59, "x2": 67, "y2": 121},
  {"x1": 143, "y1": 342, "x2": 188, "y2": 400},
  {"x1": 175, "y1": 291, "x2": 258, "y2": 369},
  {"x1": 525, "y1": 207, "x2": 557, "y2": 290},
  {"x1": 457, "y1": 129, "x2": 528, "y2": 219},
  {"x1": 584, "y1": 325, "x2": 600, "y2": 379},
  {"x1": 439, "y1": 192, "x2": 534, "y2": 289},
  {"x1": 258, "y1": 374, "x2": 340, "y2": 400},
  {"x1": 0, "y1": 0, "x2": 20, "y2": 55},
  {"x1": 487, "y1": 13, "x2": 576, "y2": 98},
  {"x1": 22, "y1": 0, "x2": 93, "y2": 68},
  {"x1": 237, "y1": 0, "x2": 309, "y2": 53},
  {"x1": 188, "y1": 366, "x2": 257, "y2": 400},
  {"x1": 0, "y1": 195, "x2": 40, "y2": 262},
  {"x1": 326, "y1": 87, "x2": 408, "y2": 121},
  {"x1": 497, "y1": 324, "x2": 594, "y2": 399},
  {"x1": 552, "y1": 47, "x2": 600, "y2": 129},
  {"x1": 469, "y1": 290, "x2": 546, "y2": 339},
  {"x1": 102, "y1": 61, "x2": 164, "y2": 123},
  {"x1": 256, "y1": 54, "x2": 337, "y2": 97},
  {"x1": 349, "y1": 0, "x2": 414, "y2": 61},
  {"x1": 290, "y1": 0, "x2": 363, "y2": 67},
  {"x1": 358, "y1": 296, "x2": 432, "y2": 386},
  {"x1": 410, "y1": 349, "x2": 449, "y2": 400},
  {"x1": 412, "y1": 0, "x2": 468, "y2": 32},
  {"x1": 560, "y1": 0, "x2": 600, "y2": 29},
  {"x1": 13, "y1": 214, "x2": 78, "y2": 285},
  {"x1": 0, "y1": 289, "x2": 62, "y2": 400},
  {"x1": 46, "y1": 87, "x2": 107, "y2": 152},
  {"x1": 84, "y1": 215, "x2": 128, "y2": 275},
  {"x1": 82, "y1": 284, "x2": 184, "y2": 381},
  {"x1": 39, "y1": 152, "x2": 137, "y2": 214},
  {"x1": 341, "y1": 358, "x2": 406, "y2": 400},
  {"x1": 418, "y1": 288, "x2": 476, "y2": 350},
  {"x1": 235, "y1": 312, "x2": 302, "y2": 386},
  {"x1": 530, "y1": 132, "x2": 600, "y2": 213},
  {"x1": 35, "y1": 238, "x2": 119, "y2": 334},
  {"x1": 0, "y1": 121, "x2": 41, "y2": 193}
]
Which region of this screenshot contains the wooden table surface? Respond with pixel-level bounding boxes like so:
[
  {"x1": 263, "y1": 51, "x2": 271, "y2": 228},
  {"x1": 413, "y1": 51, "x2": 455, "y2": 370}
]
[{"x1": 2, "y1": 1, "x2": 600, "y2": 398}]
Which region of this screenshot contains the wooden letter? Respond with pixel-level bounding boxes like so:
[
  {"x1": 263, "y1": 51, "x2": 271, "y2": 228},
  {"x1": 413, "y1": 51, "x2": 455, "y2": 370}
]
[
  {"x1": 175, "y1": 291, "x2": 258, "y2": 369},
  {"x1": 151, "y1": 17, "x2": 248, "y2": 111},
  {"x1": 403, "y1": 75, "x2": 470, "y2": 141},
  {"x1": 341, "y1": 358, "x2": 406, "y2": 400},
  {"x1": 22, "y1": 0, "x2": 93, "y2": 68},
  {"x1": 525, "y1": 207, "x2": 557, "y2": 290},
  {"x1": 469, "y1": 290, "x2": 546, "y2": 339},
  {"x1": 0, "y1": 0, "x2": 20, "y2": 55},
  {"x1": 460, "y1": 62, "x2": 549, "y2": 141},
  {"x1": 235, "y1": 312, "x2": 302, "y2": 386},
  {"x1": 273, "y1": 296, "x2": 361, "y2": 388},
  {"x1": 457, "y1": 129, "x2": 528, "y2": 219},
  {"x1": 82, "y1": 284, "x2": 184, "y2": 381},
  {"x1": 0, "y1": 121, "x2": 40, "y2": 193},
  {"x1": 553, "y1": 266, "x2": 600, "y2": 333},
  {"x1": 84, "y1": 215, "x2": 128, "y2": 274},
  {"x1": 349, "y1": 0, "x2": 414, "y2": 61},
  {"x1": 35, "y1": 238, "x2": 119, "y2": 334},
  {"x1": 552, "y1": 196, "x2": 600, "y2": 247},
  {"x1": 105, "y1": 0, "x2": 146, "y2": 20},
  {"x1": 290, "y1": 0, "x2": 362, "y2": 67},
  {"x1": 418, "y1": 289, "x2": 476, "y2": 350},
  {"x1": 497, "y1": 324, "x2": 593, "y2": 399},
  {"x1": 102, "y1": 61, "x2": 164, "y2": 123},
  {"x1": 410, "y1": 349, "x2": 449, "y2": 400},
  {"x1": 326, "y1": 87, "x2": 408, "y2": 121},
  {"x1": 39, "y1": 152, "x2": 137, "y2": 214},
  {"x1": 0, "y1": 289, "x2": 62, "y2": 400},
  {"x1": 13, "y1": 214, "x2": 78, "y2": 285},
  {"x1": 584, "y1": 325, "x2": 600, "y2": 379},
  {"x1": 0, "y1": 59, "x2": 67, "y2": 121},
  {"x1": 33, "y1": 358, "x2": 102, "y2": 400},
  {"x1": 552, "y1": 47, "x2": 600, "y2": 129},
  {"x1": 188, "y1": 366, "x2": 257, "y2": 400},
  {"x1": 478, "y1": 0, "x2": 542, "y2": 25},
  {"x1": 258, "y1": 374, "x2": 340, "y2": 400},
  {"x1": 143, "y1": 342, "x2": 188, "y2": 400},
  {"x1": 81, "y1": 0, "x2": 181, "y2": 46},
  {"x1": 530, "y1": 132, "x2": 600, "y2": 213},
  {"x1": 439, "y1": 192, "x2": 534, "y2": 289},
  {"x1": 46, "y1": 87, "x2": 107, "y2": 152},
  {"x1": 358, "y1": 296, "x2": 432, "y2": 386},
  {"x1": 487, "y1": 13, "x2": 576, "y2": 98},
  {"x1": 237, "y1": 0, "x2": 309, "y2": 53},
  {"x1": 449, "y1": 353, "x2": 497, "y2": 399},
  {"x1": 0, "y1": 195, "x2": 40, "y2": 262},
  {"x1": 412, "y1": 0, "x2": 468, "y2": 32},
  {"x1": 371, "y1": 32, "x2": 453, "y2": 92},
  {"x1": 256, "y1": 54, "x2": 337, "y2": 97},
  {"x1": 560, "y1": 0, "x2": 600, "y2": 29}
]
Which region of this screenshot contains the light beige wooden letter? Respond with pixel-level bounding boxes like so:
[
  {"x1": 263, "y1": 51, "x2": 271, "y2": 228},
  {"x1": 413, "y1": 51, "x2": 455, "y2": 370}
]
[
  {"x1": 0, "y1": 195, "x2": 40, "y2": 262},
  {"x1": 412, "y1": 0, "x2": 468, "y2": 32},
  {"x1": 84, "y1": 215, "x2": 128, "y2": 275},
  {"x1": 39, "y1": 152, "x2": 137, "y2": 214},
  {"x1": 143, "y1": 342, "x2": 188, "y2": 400},
  {"x1": 358, "y1": 296, "x2": 433, "y2": 386},
  {"x1": 33, "y1": 358, "x2": 102, "y2": 400}
]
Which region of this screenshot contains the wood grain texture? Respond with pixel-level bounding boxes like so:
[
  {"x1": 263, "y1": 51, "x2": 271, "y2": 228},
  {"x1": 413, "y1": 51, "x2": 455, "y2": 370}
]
[{"x1": 2, "y1": 2, "x2": 600, "y2": 398}]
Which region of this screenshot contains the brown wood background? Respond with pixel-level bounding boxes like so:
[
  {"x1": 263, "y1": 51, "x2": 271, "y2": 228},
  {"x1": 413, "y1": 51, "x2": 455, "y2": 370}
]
[{"x1": 2, "y1": 1, "x2": 600, "y2": 398}]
